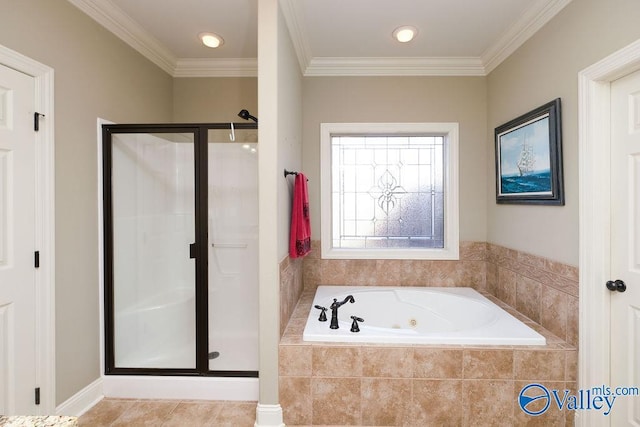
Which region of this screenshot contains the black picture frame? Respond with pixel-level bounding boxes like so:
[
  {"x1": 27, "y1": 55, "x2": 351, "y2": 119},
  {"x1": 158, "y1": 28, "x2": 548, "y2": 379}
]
[{"x1": 495, "y1": 98, "x2": 564, "y2": 205}]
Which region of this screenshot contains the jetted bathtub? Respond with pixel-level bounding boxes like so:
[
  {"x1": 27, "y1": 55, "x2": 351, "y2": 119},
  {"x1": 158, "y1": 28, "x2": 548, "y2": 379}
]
[{"x1": 303, "y1": 286, "x2": 546, "y2": 346}]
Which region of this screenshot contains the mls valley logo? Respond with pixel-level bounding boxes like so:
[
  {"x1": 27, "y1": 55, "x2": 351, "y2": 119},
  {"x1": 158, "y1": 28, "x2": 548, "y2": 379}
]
[{"x1": 518, "y1": 383, "x2": 638, "y2": 416}]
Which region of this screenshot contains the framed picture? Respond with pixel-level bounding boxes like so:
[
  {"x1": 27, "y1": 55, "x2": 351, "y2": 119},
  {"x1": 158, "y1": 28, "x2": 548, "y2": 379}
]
[{"x1": 495, "y1": 98, "x2": 564, "y2": 205}]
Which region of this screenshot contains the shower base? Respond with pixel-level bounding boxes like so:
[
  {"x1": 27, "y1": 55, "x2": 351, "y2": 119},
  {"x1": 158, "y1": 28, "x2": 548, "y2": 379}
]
[{"x1": 102, "y1": 375, "x2": 258, "y2": 401}]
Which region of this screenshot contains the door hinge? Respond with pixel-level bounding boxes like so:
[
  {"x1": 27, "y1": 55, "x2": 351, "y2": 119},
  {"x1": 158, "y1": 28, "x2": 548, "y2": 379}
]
[
  {"x1": 35, "y1": 387, "x2": 40, "y2": 405},
  {"x1": 34, "y1": 251, "x2": 40, "y2": 268},
  {"x1": 34, "y1": 112, "x2": 45, "y2": 132}
]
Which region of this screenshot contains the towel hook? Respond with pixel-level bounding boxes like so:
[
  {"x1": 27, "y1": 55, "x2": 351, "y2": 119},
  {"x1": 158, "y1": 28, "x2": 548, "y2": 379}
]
[{"x1": 229, "y1": 122, "x2": 235, "y2": 141}]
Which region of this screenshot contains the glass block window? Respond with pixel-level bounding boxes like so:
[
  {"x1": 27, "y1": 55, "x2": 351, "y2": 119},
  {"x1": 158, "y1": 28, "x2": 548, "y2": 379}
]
[
  {"x1": 331, "y1": 135, "x2": 444, "y2": 249},
  {"x1": 321, "y1": 123, "x2": 459, "y2": 260}
]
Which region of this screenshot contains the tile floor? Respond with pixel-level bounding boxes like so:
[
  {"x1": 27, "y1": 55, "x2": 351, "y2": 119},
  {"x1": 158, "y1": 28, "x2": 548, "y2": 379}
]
[{"x1": 78, "y1": 398, "x2": 257, "y2": 426}]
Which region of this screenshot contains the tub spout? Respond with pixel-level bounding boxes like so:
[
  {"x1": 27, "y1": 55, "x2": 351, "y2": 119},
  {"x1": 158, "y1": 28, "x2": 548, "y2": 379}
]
[{"x1": 329, "y1": 295, "x2": 355, "y2": 329}]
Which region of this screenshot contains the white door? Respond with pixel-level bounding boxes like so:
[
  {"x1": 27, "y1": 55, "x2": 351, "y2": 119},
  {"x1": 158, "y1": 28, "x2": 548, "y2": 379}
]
[
  {"x1": 611, "y1": 68, "x2": 640, "y2": 425},
  {"x1": 0, "y1": 64, "x2": 37, "y2": 415}
]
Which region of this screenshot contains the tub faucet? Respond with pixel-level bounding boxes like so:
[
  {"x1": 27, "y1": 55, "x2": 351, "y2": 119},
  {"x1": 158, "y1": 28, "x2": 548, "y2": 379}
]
[{"x1": 329, "y1": 295, "x2": 355, "y2": 329}]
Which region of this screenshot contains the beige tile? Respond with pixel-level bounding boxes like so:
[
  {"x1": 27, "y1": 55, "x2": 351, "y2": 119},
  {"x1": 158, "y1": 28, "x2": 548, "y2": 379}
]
[
  {"x1": 565, "y1": 350, "x2": 578, "y2": 382},
  {"x1": 545, "y1": 258, "x2": 579, "y2": 282},
  {"x1": 566, "y1": 296, "x2": 579, "y2": 347},
  {"x1": 516, "y1": 275, "x2": 541, "y2": 323},
  {"x1": 280, "y1": 377, "x2": 312, "y2": 426},
  {"x1": 514, "y1": 350, "x2": 565, "y2": 381},
  {"x1": 497, "y1": 267, "x2": 517, "y2": 307},
  {"x1": 486, "y1": 262, "x2": 498, "y2": 296},
  {"x1": 503, "y1": 306, "x2": 532, "y2": 322},
  {"x1": 161, "y1": 401, "x2": 222, "y2": 426},
  {"x1": 311, "y1": 378, "x2": 361, "y2": 425},
  {"x1": 513, "y1": 381, "x2": 567, "y2": 426},
  {"x1": 281, "y1": 318, "x2": 306, "y2": 345},
  {"x1": 413, "y1": 348, "x2": 463, "y2": 379},
  {"x1": 215, "y1": 402, "x2": 257, "y2": 427},
  {"x1": 463, "y1": 349, "x2": 514, "y2": 379},
  {"x1": 302, "y1": 258, "x2": 322, "y2": 291},
  {"x1": 110, "y1": 400, "x2": 179, "y2": 426},
  {"x1": 279, "y1": 255, "x2": 291, "y2": 275},
  {"x1": 312, "y1": 346, "x2": 361, "y2": 377},
  {"x1": 361, "y1": 347, "x2": 413, "y2": 378},
  {"x1": 375, "y1": 259, "x2": 408, "y2": 286},
  {"x1": 280, "y1": 345, "x2": 312, "y2": 377},
  {"x1": 409, "y1": 380, "x2": 462, "y2": 426},
  {"x1": 462, "y1": 380, "x2": 514, "y2": 426},
  {"x1": 78, "y1": 398, "x2": 136, "y2": 427},
  {"x1": 403, "y1": 260, "x2": 430, "y2": 286},
  {"x1": 464, "y1": 261, "x2": 488, "y2": 290},
  {"x1": 525, "y1": 322, "x2": 563, "y2": 345},
  {"x1": 460, "y1": 241, "x2": 488, "y2": 261},
  {"x1": 428, "y1": 261, "x2": 461, "y2": 287},
  {"x1": 361, "y1": 378, "x2": 411, "y2": 426},
  {"x1": 344, "y1": 259, "x2": 378, "y2": 285},
  {"x1": 291, "y1": 298, "x2": 312, "y2": 319},
  {"x1": 320, "y1": 259, "x2": 349, "y2": 284},
  {"x1": 540, "y1": 286, "x2": 568, "y2": 341},
  {"x1": 517, "y1": 250, "x2": 547, "y2": 271}
]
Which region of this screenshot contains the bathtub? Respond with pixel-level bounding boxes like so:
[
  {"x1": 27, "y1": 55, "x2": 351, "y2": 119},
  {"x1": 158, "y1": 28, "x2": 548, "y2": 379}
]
[{"x1": 303, "y1": 286, "x2": 546, "y2": 345}]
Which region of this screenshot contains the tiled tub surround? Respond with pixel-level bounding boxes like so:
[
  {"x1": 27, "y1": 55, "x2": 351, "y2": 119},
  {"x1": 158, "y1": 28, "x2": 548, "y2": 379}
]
[
  {"x1": 277, "y1": 241, "x2": 579, "y2": 425},
  {"x1": 280, "y1": 290, "x2": 577, "y2": 426},
  {"x1": 293, "y1": 241, "x2": 578, "y2": 347},
  {"x1": 280, "y1": 256, "x2": 304, "y2": 336},
  {"x1": 486, "y1": 243, "x2": 579, "y2": 347}
]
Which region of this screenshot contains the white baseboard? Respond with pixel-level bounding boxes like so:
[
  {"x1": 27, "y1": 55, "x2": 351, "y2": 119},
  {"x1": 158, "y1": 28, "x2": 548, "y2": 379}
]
[
  {"x1": 55, "y1": 378, "x2": 104, "y2": 417},
  {"x1": 254, "y1": 404, "x2": 284, "y2": 427}
]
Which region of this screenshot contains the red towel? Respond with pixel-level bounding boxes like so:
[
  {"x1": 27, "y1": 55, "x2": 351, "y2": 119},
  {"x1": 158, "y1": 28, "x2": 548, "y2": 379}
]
[{"x1": 289, "y1": 173, "x2": 311, "y2": 258}]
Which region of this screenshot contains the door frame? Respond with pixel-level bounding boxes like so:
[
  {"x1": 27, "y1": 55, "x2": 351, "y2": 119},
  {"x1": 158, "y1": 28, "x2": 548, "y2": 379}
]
[
  {"x1": 0, "y1": 44, "x2": 55, "y2": 413},
  {"x1": 578, "y1": 38, "x2": 640, "y2": 427}
]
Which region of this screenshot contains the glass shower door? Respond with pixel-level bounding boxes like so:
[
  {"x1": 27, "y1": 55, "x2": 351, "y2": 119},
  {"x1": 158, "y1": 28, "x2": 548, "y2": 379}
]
[{"x1": 109, "y1": 131, "x2": 196, "y2": 370}]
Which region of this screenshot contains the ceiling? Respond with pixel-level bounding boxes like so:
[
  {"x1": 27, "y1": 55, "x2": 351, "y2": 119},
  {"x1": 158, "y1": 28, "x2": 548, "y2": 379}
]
[{"x1": 67, "y1": 0, "x2": 572, "y2": 77}]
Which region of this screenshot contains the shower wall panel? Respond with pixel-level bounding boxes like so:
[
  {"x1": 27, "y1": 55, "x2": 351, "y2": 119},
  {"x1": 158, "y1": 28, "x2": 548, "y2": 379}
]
[{"x1": 207, "y1": 142, "x2": 259, "y2": 372}]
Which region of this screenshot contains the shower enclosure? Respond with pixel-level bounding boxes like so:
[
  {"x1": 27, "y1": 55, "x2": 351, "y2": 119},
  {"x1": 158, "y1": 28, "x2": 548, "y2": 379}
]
[{"x1": 102, "y1": 123, "x2": 258, "y2": 378}]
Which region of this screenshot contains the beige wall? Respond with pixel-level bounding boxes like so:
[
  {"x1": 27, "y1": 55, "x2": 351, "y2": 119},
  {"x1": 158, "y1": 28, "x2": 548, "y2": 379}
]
[
  {"x1": 486, "y1": 0, "x2": 640, "y2": 266},
  {"x1": 302, "y1": 76, "x2": 488, "y2": 243},
  {"x1": 172, "y1": 77, "x2": 257, "y2": 123},
  {"x1": 0, "y1": 0, "x2": 173, "y2": 404}
]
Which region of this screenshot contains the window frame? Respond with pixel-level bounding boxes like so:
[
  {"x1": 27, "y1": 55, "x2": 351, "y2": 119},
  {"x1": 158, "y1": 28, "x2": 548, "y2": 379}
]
[{"x1": 320, "y1": 122, "x2": 459, "y2": 260}]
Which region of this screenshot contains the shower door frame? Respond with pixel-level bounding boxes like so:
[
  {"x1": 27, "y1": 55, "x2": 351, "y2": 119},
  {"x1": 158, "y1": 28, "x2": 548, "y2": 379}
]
[{"x1": 102, "y1": 122, "x2": 259, "y2": 378}]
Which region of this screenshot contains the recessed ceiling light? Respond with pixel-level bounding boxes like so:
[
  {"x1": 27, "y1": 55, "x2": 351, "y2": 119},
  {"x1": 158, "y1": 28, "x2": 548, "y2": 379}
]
[
  {"x1": 393, "y1": 26, "x2": 417, "y2": 43},
  {"x1": 199, "y1": 32, "x2": 224, "y2": 48}
]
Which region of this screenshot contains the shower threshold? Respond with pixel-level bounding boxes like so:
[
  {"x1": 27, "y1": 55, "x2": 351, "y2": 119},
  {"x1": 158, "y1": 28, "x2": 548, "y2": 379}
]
[{"x1": 102, "y1": 375, "x2": 258, "y2": 401}]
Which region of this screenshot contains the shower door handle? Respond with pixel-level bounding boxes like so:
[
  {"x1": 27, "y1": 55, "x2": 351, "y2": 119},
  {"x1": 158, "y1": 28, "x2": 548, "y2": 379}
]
[{"x1": 189, "y1": 243, "x2": 196, "y2": 259}]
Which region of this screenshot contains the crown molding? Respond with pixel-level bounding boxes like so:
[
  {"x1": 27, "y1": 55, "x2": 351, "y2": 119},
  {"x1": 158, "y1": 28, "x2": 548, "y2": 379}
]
[
  {"x1": 481, "y1": 0, "x2": 573, "y2": 74},
  {"x1": 174, "y1": 58, "x2": 258, "y2": 77},
  {"x1": 304, "y1": 57, "x2": 486, "y2": 77},
  {"x1": 67, "y1": 0, "x2": 177, "y2": 75},
  {"x1": 279, "y1": 0, "x2": 312, "y2": 73},
  {"x1": 69, "y1": 0, "x2": 572, "y2": 78}
]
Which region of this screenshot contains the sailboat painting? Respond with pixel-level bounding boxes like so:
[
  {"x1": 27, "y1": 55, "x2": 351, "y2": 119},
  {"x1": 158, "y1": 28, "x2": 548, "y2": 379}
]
[
  {"x1": 498, "y1": 115, "x2": 551, "y2": 194},
  {"x1": 495, "y1": 98, "x2": 564, "y2": 205}
]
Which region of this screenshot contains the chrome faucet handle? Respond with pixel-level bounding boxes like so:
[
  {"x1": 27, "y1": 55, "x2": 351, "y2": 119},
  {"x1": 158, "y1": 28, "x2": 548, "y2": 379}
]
[
  {"x1": 314, "y1": 305, "x2": 328, "y2": 322},
  {"x1": 350, "y1": 316, "x2": 364, "y2": 333}
]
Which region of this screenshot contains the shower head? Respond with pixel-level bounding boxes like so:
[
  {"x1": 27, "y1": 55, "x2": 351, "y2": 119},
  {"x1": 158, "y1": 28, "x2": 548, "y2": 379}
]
[{"x1": 238, "y1": 109, "x2": 258, "y2": 123}]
